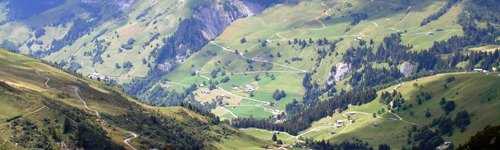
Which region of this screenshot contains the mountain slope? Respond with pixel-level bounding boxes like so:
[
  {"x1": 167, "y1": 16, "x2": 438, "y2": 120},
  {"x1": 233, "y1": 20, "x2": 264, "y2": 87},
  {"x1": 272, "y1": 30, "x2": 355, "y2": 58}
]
[
  {"x1": 130, "y1": 0, "x2": 482, "y2": 120},
  {"x1": 0, "y1": 49, "x2": 271, "y2": 149},
  {"x1": 0, "y1": 0, "x2": 287, "y2": 84},
  {"x1": 297, "y1": 72, "x2": 500, "y2": 148}
]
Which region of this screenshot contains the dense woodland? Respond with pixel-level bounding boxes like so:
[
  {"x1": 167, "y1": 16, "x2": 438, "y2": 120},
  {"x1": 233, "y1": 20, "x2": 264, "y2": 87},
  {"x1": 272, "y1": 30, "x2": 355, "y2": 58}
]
[{"x1": 301, "y1": 138, "x2": 374, "y2": 150}]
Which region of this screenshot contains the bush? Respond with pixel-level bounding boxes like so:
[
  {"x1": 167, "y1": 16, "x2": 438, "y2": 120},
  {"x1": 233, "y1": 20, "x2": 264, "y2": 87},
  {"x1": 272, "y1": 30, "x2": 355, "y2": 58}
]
[
  {"x1": 441, "y1": 101, "x2": 456, "y2": 114},
  {"x1": 454, "y1": 110, "x2": 471, "y2": 132},
  {"x1": 273, "y1": 90, "x2": 286, "y2": 101}
]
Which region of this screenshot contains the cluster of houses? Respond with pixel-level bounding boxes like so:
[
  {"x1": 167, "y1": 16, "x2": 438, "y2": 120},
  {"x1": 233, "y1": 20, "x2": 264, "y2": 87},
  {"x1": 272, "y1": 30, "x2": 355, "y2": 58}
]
[
  {"x1": 332, "y1": 112, "x2": 356, "y2": 129},
  {"x1": 88, "y1": 72, "x2": 112, "y2": 82},
  {"x1": 200, "y1": 89, "x2": 211, "y2": 95}
]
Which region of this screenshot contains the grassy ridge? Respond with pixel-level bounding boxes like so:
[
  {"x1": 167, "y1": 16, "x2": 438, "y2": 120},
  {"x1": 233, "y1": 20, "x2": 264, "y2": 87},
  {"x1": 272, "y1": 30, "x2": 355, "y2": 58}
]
[
  {"x1": 298, "y1": 72, "x2": 500, "y2": 148},
  {"x1": 0, "y1": 49, "x2": 271, "y2": 149}
]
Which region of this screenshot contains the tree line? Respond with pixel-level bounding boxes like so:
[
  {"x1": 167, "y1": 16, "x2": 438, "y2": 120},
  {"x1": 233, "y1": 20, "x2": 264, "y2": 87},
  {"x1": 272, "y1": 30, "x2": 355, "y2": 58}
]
[{"x1": 231, "y1": 88, "x2": 376, "y2": 135}]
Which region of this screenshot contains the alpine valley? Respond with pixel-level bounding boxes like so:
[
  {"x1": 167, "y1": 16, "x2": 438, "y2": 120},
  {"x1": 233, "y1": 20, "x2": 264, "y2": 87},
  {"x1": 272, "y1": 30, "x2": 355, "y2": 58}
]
[{"x1": 0, "y1": 0, "x2": 499, "y2": 149}]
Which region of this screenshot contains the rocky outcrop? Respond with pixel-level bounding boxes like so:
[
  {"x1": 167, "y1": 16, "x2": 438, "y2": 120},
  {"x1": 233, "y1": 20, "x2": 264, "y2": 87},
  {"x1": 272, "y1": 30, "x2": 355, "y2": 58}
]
[
  {"x1": 155, "y1": 0, "x2": 287, "y2": 72},
  {"x1": 326, "y1": 62, "x2": 352, "y2": 86},
  {"x1": 399, "y1": 61, "x2": 416, "y2": 77}
]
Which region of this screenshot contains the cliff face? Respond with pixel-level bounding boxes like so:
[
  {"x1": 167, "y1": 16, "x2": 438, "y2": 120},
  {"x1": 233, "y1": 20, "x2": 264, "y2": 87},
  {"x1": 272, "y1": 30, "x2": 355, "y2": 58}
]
[{"x1": 155, "y1": 0, "x2": 286, "y2": 72}]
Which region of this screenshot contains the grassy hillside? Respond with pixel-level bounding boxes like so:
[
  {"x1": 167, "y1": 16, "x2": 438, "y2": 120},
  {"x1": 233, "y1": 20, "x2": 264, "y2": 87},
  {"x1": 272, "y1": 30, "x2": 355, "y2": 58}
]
[
  {"x1": 0, "y1": 49, "x2": 271, "y2": 149},
  {"x1": 298, "y1": 72, "x2": 500, "y2": 148},
  {"x1": 0, "y1": 0, "x2": 190, "y2": 83},
  {"x1": 141, "y1": 0, "x2": 466, "y2": 119}
]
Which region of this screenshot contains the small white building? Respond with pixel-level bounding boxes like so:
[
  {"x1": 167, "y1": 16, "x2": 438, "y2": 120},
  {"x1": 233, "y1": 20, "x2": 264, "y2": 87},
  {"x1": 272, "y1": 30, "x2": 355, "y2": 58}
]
[
  {"x1": 436, "y1": 141, "x2": 453, "y2": 150},
  {"x1": 244, "y1": 84, "x2": 256, "y2": 93},
  {"x1": 473, "y1": 68, "x2": 489, "y2": 73},
  {"x1": 335, "y1": 120, "x2": 345, "y2": 128}
]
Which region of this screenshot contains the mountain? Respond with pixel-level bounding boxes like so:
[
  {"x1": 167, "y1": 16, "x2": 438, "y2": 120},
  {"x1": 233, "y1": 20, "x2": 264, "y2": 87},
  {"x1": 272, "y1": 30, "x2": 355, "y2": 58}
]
[
  {"x1": 127, "y1": 0, "x2": 499, "y2": 120},
  {"x1": 0, "y1": 49, "x2": 273, "y2": 149},
  {"x1": 0, "y1": 0, "x2": 288, "y2": 83},
  {"x1": 0, "y1": 0, "x2": 499, "y2": 149}
]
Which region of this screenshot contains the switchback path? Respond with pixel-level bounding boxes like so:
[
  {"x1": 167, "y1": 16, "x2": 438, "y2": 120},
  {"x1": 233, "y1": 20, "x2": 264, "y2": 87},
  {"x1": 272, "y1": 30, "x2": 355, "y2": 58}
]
[
  {"x1": 34, "y1": 70, "x2": 51, "y2": 88},
  {"x1": 71, "y1": 86, "x2": 139, "y2": 150},
  {"x1": 44, "y1": 77, "x2": 50, "y2": 88},
  {"x1": 124, "y1": 132, "x2": 139, "y2": 150},
  {"x1": 72, "y1": 87, "x2": 101, "y2": 118}
]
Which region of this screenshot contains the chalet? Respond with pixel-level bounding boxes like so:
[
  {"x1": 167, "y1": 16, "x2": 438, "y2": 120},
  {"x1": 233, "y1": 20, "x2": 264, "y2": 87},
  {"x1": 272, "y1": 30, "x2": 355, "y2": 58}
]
[{"x1": 335, "y1": 120, "x2": 345, "y2": 128}]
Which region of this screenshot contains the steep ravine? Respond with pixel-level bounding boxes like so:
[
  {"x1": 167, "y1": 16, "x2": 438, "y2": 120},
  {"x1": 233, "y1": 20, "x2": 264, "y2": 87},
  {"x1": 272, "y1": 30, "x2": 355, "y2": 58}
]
[{"x1": 126, "y1": 0, "x2": 291, "y2": 101}]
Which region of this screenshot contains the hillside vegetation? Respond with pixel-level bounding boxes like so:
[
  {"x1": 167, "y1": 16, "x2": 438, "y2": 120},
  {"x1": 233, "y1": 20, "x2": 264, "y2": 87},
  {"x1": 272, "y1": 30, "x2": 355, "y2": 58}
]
[
  {"x1": 134, "y1": 0, "x2": 480, "y2": 120},
  {"x1": 299, "y1": 72, "x2": 500, "y2": 148},
  {"x1": 0, "y1": 49, "x2": 271, "y2": 149}
]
